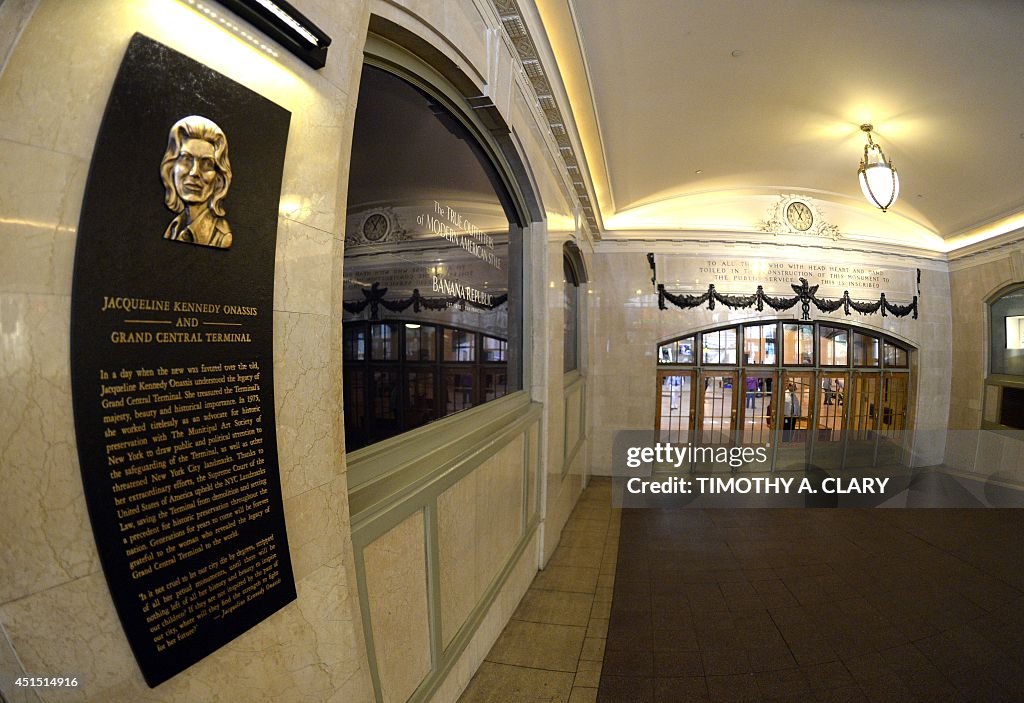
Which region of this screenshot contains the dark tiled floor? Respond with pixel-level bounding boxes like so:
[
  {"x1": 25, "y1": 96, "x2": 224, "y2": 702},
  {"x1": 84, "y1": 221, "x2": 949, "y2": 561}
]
[{"x1": 599, "y1": 509, "x2": 1024, "y2": 702}]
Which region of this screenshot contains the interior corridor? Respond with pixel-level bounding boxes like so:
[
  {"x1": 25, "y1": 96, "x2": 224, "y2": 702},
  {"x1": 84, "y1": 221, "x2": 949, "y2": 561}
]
[{"x1": 462, "y1": 479, "x2": 1024, "y2": 702}]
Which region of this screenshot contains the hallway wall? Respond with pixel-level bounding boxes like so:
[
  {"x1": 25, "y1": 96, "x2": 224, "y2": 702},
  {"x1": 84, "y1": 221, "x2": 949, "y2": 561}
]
[
  {"x1": 945, "y1": 245, "x2": 1024, "y2": 486},
  {"x1": 0, "y1": 0, "x2": 588, "y2": 701}
]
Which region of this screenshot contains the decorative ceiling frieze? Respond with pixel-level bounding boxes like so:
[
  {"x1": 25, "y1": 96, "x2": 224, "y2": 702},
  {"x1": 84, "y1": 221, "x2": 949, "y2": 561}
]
[{"x1": 491, "y1": 0, "x2": 600, "y2": 237}]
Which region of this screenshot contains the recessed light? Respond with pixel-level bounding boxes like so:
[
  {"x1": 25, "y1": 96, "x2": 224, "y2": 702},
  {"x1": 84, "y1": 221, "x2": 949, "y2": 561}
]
[
  {"x1": 731, "y1": 50, "x2": 744, "y2": 57},
  {"x1": 695, "y1": 169, "x2": 703, "y2": 175}
]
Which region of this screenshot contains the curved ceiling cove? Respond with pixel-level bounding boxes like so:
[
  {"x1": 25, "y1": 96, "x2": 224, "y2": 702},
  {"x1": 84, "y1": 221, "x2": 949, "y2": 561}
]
[{"x1": 534, "y1": 0, "x2": 1024, "y2": 253}]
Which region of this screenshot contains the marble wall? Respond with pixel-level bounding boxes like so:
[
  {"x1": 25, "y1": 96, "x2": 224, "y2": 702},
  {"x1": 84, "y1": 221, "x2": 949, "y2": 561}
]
[
  {"x1": 0, "y1": 0, "x2": 375, "y2": 701},
  {"x1": 539, "y1": 240, "x2": 588, "y2": 564},
  {"x1": 585, "y1": 244, "x2": 953, "y2": 475},
  {"x1": 944, "y1": 246, "x2": 1024, "y2": 483},
  {"x1": 0, "y1": 0, "x2": 587, "y2": 701}
]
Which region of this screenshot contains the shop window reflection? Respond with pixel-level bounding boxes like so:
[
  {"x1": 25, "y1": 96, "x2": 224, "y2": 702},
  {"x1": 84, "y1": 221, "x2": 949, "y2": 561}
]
[
  {"x1": 343, "y1": 63, "x2": 523, "y2": 452},
  {"x1": 405, "y1": 324, "x2": 436, "y2": 361},
  {"x1": 445, "y1": 370, "x2": 475, "y2": 412},
  {"x1": 483, "y1": 368, "x2": 507, "y2": 401},
  {"x1": 444, "y1": 329, "x2": 476, "y2": 362},
  {"x1": 483, "y1": 336, "x2": 506, "y2": 362},
  {"x1": 344, "y1": 326, "x2": 366, "y2": 361},
  {"x1": 371, "y1": 323, "x2": 399, "y2": 361}
]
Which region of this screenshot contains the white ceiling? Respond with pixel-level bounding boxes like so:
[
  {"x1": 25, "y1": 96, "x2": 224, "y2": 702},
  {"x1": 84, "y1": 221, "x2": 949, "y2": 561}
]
[{"x1": 534, "y1": 0, "x2": 1024, "y2": 252}]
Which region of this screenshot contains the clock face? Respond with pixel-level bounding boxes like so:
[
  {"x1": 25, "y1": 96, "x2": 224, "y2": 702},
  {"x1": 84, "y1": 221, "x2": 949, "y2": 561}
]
[
  {"x1": 362, "y1": 213, "x2": 389, "y2": 241},
  {"x1": 786, "y1": 201, "x2": 813, "y2": 231}
]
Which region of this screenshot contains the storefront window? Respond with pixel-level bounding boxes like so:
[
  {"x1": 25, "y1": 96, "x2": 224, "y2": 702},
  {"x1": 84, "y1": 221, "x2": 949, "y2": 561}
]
[{"x1": 343, "y1": 65, "x2": 523, "y2": 451}]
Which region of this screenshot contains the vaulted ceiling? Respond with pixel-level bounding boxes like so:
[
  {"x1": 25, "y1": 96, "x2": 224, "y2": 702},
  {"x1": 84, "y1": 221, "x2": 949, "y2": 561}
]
[{"x1": 534, "y1": 0, "x2": 1024, "y2": 253}]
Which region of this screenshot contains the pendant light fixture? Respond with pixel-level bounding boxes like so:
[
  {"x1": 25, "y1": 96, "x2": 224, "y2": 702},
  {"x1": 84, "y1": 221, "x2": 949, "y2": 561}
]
[{"x1": 857, "y1": 124, "x2": 899, "y2": 212}]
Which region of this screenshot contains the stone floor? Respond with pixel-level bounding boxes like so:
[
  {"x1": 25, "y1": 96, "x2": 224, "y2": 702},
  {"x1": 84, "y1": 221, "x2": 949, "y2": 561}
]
[
  {"x1": 459, "y1": 479, "x2": 1024, "y2": 702},
  {"x1": 459, "y1": 478, "x2": 620, "y2": 703}
]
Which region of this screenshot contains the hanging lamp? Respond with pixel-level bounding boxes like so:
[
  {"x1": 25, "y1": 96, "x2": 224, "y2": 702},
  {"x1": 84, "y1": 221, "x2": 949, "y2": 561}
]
[{"x1": 857, "y1": 124, "x2": 899, "y2": 212}]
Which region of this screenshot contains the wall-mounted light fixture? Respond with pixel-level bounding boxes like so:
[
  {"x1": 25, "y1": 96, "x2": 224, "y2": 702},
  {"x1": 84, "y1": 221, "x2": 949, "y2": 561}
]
[
  {"x1": 857, "y1": 124, "x2": 899, "y2": 212},
  {"x1": 213, "y1": 0, "x2": 331, "y2": 69}
]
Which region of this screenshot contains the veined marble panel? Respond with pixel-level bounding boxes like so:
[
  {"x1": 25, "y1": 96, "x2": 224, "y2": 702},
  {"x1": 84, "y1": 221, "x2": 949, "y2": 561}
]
[
  {"x1": 474, "y1": 437, "x2": 525, "y2": 597},
  {"x1": 0, "y1": 140, "x2": 85, "y2": 296},
  {"x1": 273, "y1": 311, "x2": 339, "y2": 500},
  {"x1": 437, "y1": 468, "x2": 478, "y2": 648},
  {"x1": 0, "y1": 293, "x2": 96, "y2": 604},
  {"x1": 363, "y1": 510, "x2": 431, "y2": 703}
]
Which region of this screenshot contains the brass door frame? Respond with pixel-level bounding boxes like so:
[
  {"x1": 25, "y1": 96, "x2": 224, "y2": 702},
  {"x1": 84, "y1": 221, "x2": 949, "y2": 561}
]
[
  {"x1": 696, "y1": 370, "x2": 737, "y2": 471},
  {"x1": 655, "y1": 369, "x2": 696, "y2": 451},
  {"x1": 739, "y1": 370, "x2": 778, "y2": 470}
]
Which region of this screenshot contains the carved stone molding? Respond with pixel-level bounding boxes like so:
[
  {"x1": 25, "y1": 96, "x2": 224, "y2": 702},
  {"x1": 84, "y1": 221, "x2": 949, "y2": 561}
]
[{"x1": 491, "y1": 0, "x2": 599, "y2": 237}]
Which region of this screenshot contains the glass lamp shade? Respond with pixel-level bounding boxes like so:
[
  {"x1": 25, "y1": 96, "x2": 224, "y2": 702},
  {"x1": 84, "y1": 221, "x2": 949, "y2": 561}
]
[{"x1": 858, "y1": 145, "x2": 899, "y2": 212}]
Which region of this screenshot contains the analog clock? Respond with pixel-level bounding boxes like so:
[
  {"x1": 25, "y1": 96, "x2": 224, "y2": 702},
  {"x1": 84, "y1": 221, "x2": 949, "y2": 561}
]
[
  {"x1": 786, "y1": 201, "x2": 813, "y2": 231},
  {"x1": 782, "y1": 200, "x2": 815, "y2": 231},
  {"x1": 362, "y1": 213, "x2": 390, "y2": 241},
  {"x1": 786, "y1": 202, "x2": 811, "y2": 232}
]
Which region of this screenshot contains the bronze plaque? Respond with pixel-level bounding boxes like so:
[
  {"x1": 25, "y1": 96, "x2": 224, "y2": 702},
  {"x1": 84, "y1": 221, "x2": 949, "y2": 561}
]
[{"x1": 70, "y1": 34, "x2": 295, "y2": 687}]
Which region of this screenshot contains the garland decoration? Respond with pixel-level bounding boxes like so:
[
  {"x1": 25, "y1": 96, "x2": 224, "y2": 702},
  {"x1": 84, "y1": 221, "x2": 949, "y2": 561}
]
[
  {"x1": 655, "y1": 277, "x2": 918, "y2": 321},
  {"x1": 343, "y1": 282, "x2": 507, "y2": 320}
]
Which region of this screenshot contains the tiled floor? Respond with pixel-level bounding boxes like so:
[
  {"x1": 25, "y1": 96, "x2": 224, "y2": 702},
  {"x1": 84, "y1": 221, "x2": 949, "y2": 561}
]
[
  {"x1": 459, "y1": 478, "x2": 620, "y2": 703},
  {"x1": 600, "y1": 507, "x2": 1024, "y2": 702},
  {"x1": 460, "y1": 480, "x2": 1024, "y2": 702}
]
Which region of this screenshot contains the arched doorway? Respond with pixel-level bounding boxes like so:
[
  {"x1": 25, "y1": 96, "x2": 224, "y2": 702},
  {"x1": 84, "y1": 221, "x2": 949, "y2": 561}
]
[{"x1": 655, "y1": 320, "x2": 913, "y2": 472}]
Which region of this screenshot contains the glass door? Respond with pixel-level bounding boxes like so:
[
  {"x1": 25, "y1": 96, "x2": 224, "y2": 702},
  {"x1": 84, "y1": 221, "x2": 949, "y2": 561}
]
[
  {"x1": 774, "y1": 371, "x2": 814, "y2": 469},
  {"x1": 811, "y1": 371, "x2": 848, "y2": 470},
  {"x1": 738, "y1": 371, "x2": 776, "y2": 470},
  {"x1": 697, "y1": 372, "x2": 736, "y2": 471},
  {"x1": 846, "y1": 373, "x2": 880, "y2": 467},
  {"x1": 877, "y1": 372, "x2": 910, "y2": 465},
  {"x1": 656, "y1": 370, "x2": 695, "y2": 471},
  {"x1": 656, "y1": 370, "x2": 695, "y2": 443}
]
